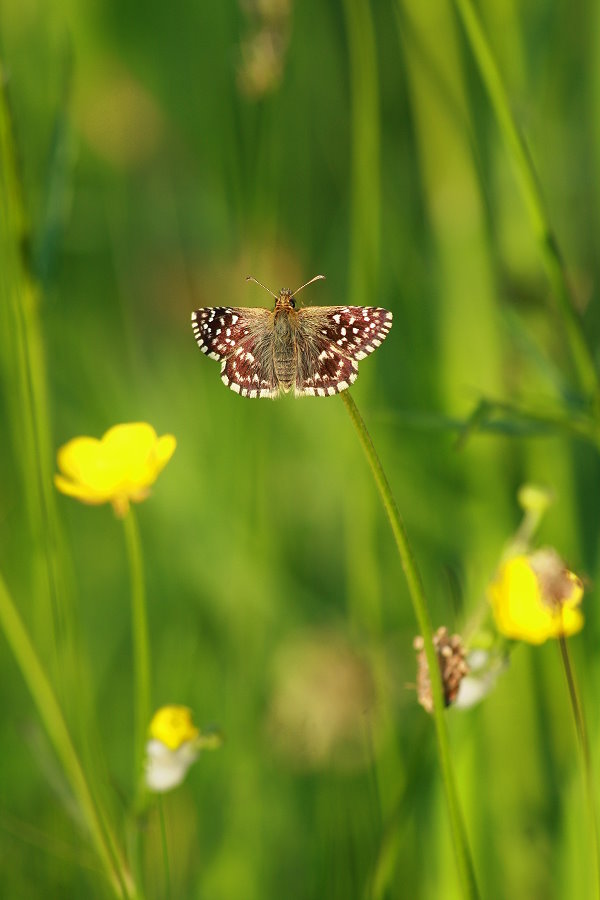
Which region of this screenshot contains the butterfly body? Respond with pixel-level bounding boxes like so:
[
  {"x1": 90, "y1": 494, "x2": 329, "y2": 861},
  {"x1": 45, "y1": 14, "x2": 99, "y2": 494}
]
[
  {"x1": 272, "y1": 292, "x2": 297, "y2": 392},
  {"x1": 191, "y1": 282, "x2": 392, "y2": 399}
]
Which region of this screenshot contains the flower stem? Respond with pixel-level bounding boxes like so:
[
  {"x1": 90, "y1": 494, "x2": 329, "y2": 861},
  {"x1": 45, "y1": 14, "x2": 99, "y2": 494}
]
[
  {"x1": 158, "y1": 797, "x2": 172, "y2": 900},
  {"x1": 558, "y1": 636, "x2": 600, "y2": 898},
  {"x1": 0, "y1": 570, "x2": 136, "y2": 899},
  {"x1": 340, "y1": 390, "x2": 479, "y2": 899},
  {"x1": 450, "y1": 0, "x2": 598, "y2": 401},
  {"x1": 122, "y1": 507, "x2": 151, "y2": 785}
]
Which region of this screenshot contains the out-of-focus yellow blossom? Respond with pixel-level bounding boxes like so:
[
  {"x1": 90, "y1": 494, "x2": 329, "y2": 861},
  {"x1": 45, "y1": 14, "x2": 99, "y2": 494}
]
[
  {"x1": 145, "y1": 706, "x2": 221, "y2": 793},
  {"x1": 489, "y1": 549, "x2": 584, "y2": 645},
  {"x1": 55, "y1": 423, "x2": 176, "y2": 517},
  {"x1": 150, "y1": 705, "x2": 199, "y2": 749}
]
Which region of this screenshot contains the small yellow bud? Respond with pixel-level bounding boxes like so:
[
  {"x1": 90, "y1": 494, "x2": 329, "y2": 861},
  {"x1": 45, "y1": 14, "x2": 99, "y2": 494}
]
[{"x1": 517, "y1": 484, "x2": 553, "y2": 515}]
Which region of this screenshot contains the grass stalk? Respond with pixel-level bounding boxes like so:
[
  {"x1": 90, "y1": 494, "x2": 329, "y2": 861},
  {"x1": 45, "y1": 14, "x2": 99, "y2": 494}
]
[
  {"x1": 341, "y1": 0, "x2": 381, "y2": 302},
  {"x1": 158, "y1": 797, "x2": 172, "y2": 900},
  {"x1": 341, "y1": 390, "x2": 480, "y2": 899},
  {"x1": 558, "y1": 636, "x2": 600, "y2": 899},
  {"x1": 450, "y1": 0, "x2": 598, "y2": 400},
  {"x1": 0, "y1": 570, "x2": 136, "y2": 899},
  {"x1": 0, "y1": 62, "x2": 79, "y2": 710},
  {"x1": 123, "y1": 507, "x2": 152, "y2": 785}
]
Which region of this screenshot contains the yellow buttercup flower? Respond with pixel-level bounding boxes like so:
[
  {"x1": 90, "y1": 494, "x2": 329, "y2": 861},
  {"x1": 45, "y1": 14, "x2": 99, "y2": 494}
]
[
  {"x1": 149, "y1": 705, "x2": 200, "y2": 750},
  {"x1": 55, "y1": 423, "x2": 176, "y2": 517},
  {"x1": 145, "y1": 706, "x2": 221, "y2": 793},
  {"x1": 489, "y1": 549, "x2": 584, "y2": 645}
]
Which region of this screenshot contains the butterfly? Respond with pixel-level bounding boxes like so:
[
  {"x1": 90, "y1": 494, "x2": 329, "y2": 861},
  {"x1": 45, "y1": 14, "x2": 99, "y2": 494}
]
[{"x1": 191, "y1": 275, "x2": 393, "y2": 398}]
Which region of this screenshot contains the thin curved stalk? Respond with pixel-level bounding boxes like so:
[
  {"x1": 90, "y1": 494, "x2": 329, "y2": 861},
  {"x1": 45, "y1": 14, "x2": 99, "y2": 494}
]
[
  {"x1": 0, "y1": 571, "x2": 136, "y2": 899},
  {"x1": 558, "y1": 636, "x2": 600, "y2": 899},
  {"x1": 341, "y1": 390, "x2": 480, "y2": 900}
]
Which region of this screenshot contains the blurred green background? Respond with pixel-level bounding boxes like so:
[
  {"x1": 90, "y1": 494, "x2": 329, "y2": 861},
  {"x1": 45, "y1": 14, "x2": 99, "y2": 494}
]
[{"x1": 2, "y1": 0, "x2": 600, "y2": 897}]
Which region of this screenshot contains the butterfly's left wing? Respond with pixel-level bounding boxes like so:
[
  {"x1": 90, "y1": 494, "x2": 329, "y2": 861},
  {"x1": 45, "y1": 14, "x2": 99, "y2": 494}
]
[
  {"x1": 191, "y1": 306, "x2": 278, "y2": 397},
  {"x1": 294, "y1": 305, "x2": 393, "y2": 397}
]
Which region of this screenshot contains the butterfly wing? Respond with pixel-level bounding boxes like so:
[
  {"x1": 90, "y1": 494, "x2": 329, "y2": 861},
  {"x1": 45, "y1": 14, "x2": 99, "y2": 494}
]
[
  {"x1": 191, "y1": 306, "x2": 278, "y2": 398},
  {"x1": 294, "y1": 305, "x2": 393, "y2": 397}
]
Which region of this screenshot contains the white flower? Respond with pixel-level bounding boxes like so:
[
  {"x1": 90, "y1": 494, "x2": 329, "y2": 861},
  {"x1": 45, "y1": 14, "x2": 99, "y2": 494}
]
[
  {"x1": 145, "y1": 736, "x2": 200, "y2": 793},
  {"x1": 454, "y1": 649, "x2": 506, "y2": 710}
]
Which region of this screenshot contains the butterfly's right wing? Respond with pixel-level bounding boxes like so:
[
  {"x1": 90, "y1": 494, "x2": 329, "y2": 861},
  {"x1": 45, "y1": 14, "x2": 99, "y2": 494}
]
[{"x1": 191, "y1": 306, "x2": 278, "y2": 397}]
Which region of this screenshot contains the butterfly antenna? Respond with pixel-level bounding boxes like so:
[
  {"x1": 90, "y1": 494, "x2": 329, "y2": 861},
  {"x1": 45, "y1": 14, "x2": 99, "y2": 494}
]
[
  {"x1": 291, "y1": 274, "x2": 326, "y2": 298},
  {"x1": 245, "y1": 275, "x2": 278, "y2": 300}
]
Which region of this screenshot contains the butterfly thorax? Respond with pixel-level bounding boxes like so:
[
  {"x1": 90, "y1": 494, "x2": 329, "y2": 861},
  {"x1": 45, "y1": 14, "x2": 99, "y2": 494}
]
[
  {"x1": 272, "y1": 291, "x2": 298, "y2": 392},
  {"x1": 274, "y1": 289, "x2": 295, "y2": 312}
]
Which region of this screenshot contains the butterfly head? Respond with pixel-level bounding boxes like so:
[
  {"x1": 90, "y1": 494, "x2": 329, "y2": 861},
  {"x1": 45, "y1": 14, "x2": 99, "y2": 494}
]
[
  {"x1": 246, "y1": 274, "x2": 325, "y2": 311},
  {"x1": 275, "y1": 289, "x2": 296, "y2": 311}
]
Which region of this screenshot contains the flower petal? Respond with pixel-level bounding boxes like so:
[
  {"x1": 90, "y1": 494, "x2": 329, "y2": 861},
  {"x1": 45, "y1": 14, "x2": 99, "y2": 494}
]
[
  {"x1": 54, "y1": 474, "x2": 110, "y2": 505},
  {"x1": 57, "y1": 437, "x2": 103, "y2": 481},
  {"x1": 57, "y1": 433, "x2": 130, "y2": 497},
  {"x1": 544, "y1": 605, "x2": 584, "y2": 639},
  {"x1": 102, "y1": 422, "x2": 158, "y2": 459},
  {"x1": 154, "y1": 434, "x2": 177, "y2": 471},
  {"x1": 149, "y1": 705, "x2": 199, "y2": 751},
  {"x1": 145, "y1": 738, "x2": 199, "y2": 792},
  {"x1": 489, "y1": 555, "x2": 584, "y2": 644}
]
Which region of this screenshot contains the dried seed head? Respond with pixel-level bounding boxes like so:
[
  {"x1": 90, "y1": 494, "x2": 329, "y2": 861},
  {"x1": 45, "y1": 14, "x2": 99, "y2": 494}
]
[
  {"x1": 529, "y1": 548, "x2": 583, "y2": 610},
  {"x1": 414, "y1": 627, "x2": 469, "y2": 714}
]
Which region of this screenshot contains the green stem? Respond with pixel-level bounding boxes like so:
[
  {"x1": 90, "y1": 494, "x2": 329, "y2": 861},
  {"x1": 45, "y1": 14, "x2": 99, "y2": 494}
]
[
  {"x1": 0, "y1": 60, "x2": 63, "y2": 669},
  {"x1": 341, "y1": 390, "x2": 480, "y2": 900},
  {"x1": 450, "y1": 0, "x2": 598, "y2": 400},
  {"x1": 122, "y1": 507, "x2": 152, "y2": 785},
  {"x1": 558, "y1": 636, "x2": 600, "y2": 899},
  {"x1": 158, "y1": 797, "x2": 171, "y2": 900},
  {"x1": 341, "y1": 0, "x2": 381, "y2": 303},
  {"x1": 0, "y1": 571, "x2": 135, "y2": 899}
]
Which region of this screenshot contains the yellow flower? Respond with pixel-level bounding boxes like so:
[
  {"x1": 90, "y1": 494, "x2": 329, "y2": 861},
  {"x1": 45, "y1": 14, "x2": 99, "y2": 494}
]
[
  {"x1": 149, "y1": 705, "x2": 199, "y2": 750},
  {"x1": 145, "y1": 706, "x2": 200, "y2": 793},
  {"x1": 489, "y1": 549, "x2": 584, "y2": 644},
  {"x1": 55, "y1": 423, "x2": 176, "y2": 517}
]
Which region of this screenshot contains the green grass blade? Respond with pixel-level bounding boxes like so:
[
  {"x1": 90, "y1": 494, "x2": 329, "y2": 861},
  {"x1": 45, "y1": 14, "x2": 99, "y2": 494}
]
[{"x1": 451, "y1": 0, "x2": 598, "y2": 400}]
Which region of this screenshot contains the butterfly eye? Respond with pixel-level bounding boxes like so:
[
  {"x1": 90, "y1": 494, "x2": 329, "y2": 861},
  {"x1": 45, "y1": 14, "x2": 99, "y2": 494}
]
[{"x1": 289, "y1": 298, "x2": 296, "y2": 309}]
